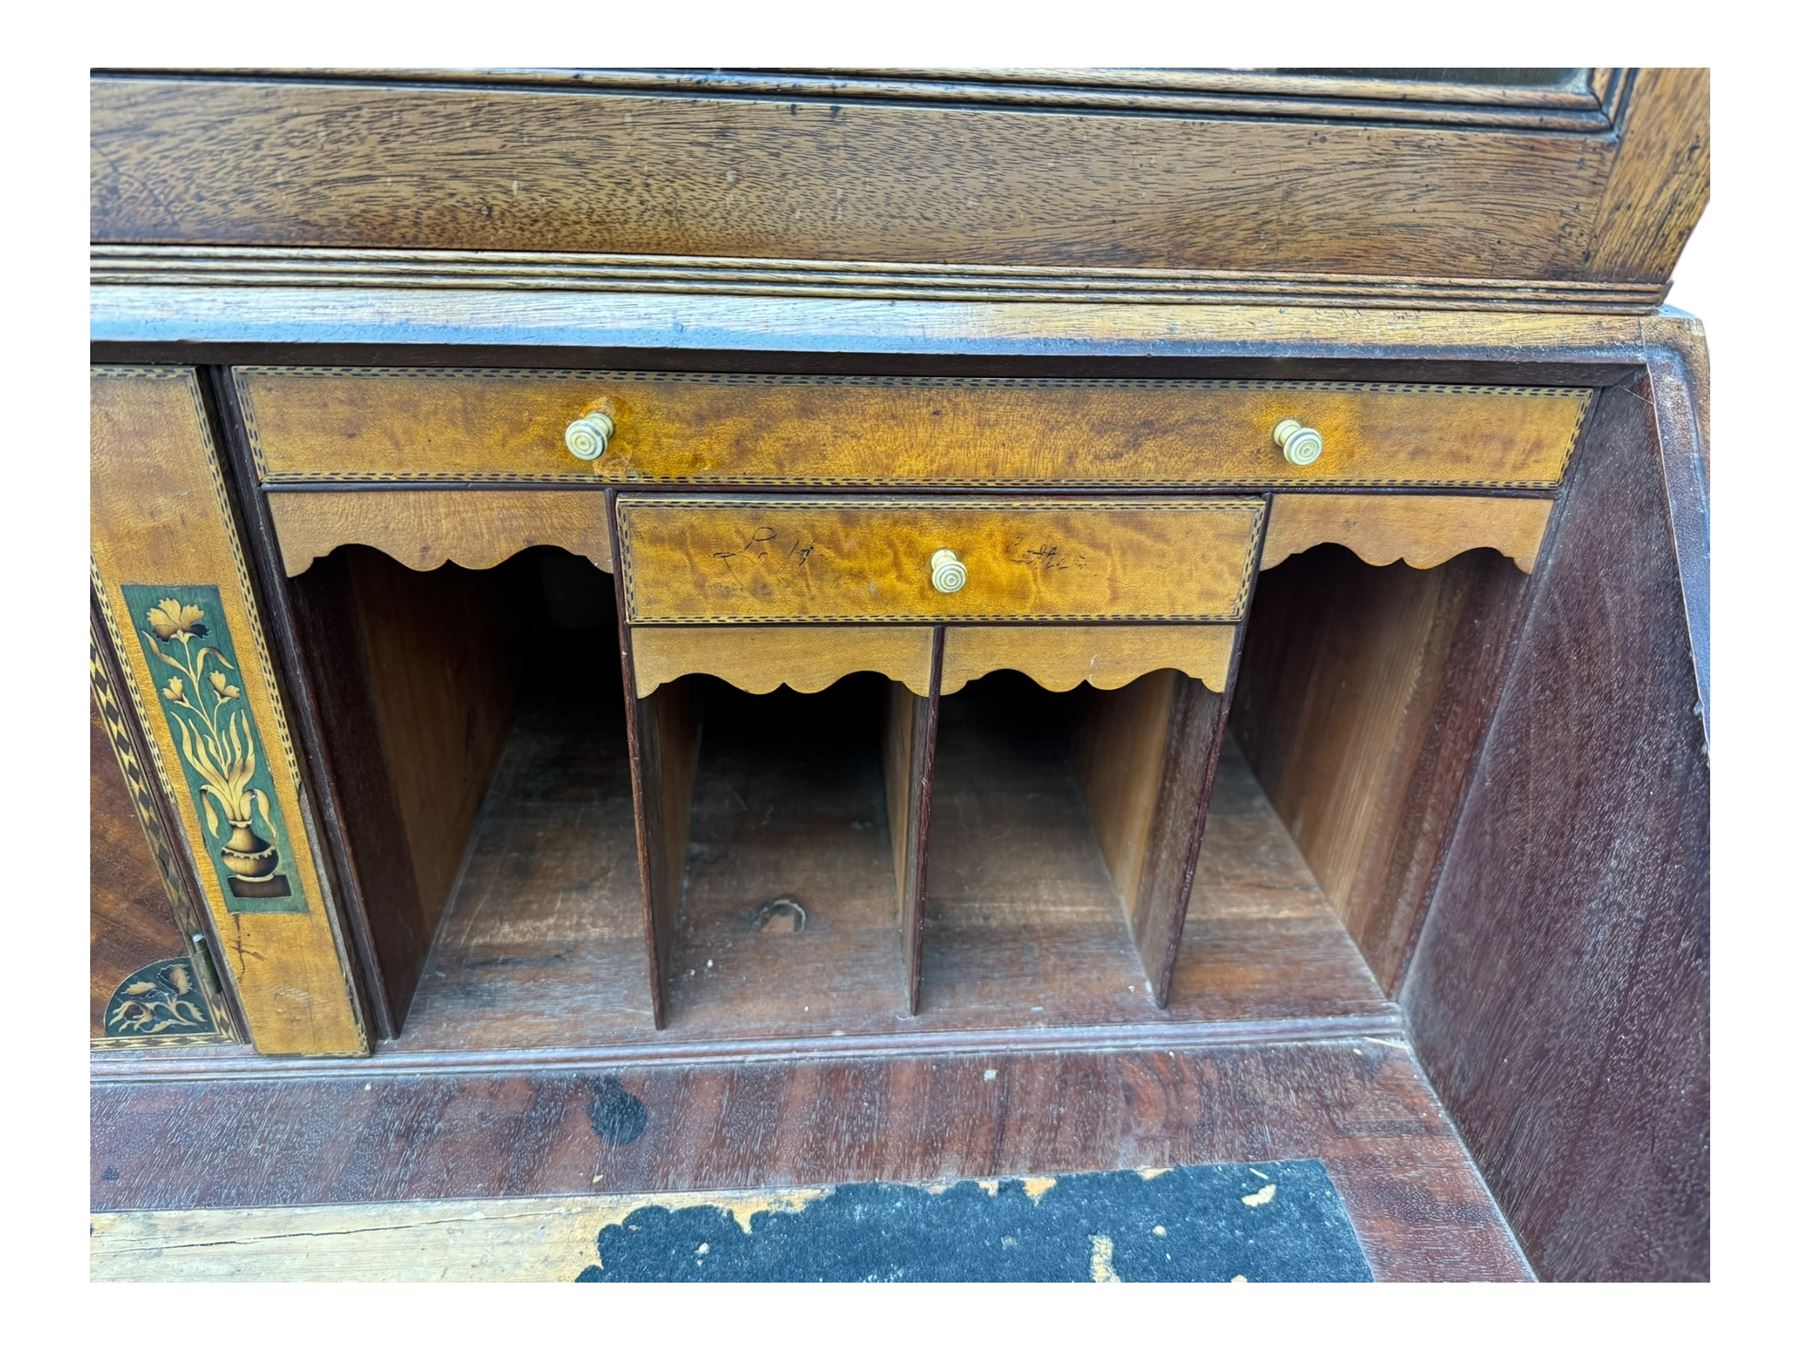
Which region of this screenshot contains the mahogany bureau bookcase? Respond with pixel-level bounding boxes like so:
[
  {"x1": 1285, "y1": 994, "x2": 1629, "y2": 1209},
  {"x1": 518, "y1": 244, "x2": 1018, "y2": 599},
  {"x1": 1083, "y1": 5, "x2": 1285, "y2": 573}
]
[{"x1": 88, "y1": 68, "x2": 1710, "y2": 1281}]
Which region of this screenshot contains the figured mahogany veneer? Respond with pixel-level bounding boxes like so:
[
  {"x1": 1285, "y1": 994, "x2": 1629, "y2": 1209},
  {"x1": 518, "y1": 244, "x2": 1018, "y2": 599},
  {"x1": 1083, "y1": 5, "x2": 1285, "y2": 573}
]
[
  {"x1": 616, "y1": 496, "x2": 1264, "y2": 625},
  {"x1": 1261, "y1": 494, "x2": 1556, "y2": 573},
  {"x1": 940, "y1": 625, "x2": 1235, "y2": 696},
  {"x1": 231, "y1": 367, "x2": 1591, "y2": 491},
  {"x1": 267, "y1": 489, "x2": 614, "y2": 577},
  {"x1": 631, "y1": 627, "x2": 935, "y2": 698}
]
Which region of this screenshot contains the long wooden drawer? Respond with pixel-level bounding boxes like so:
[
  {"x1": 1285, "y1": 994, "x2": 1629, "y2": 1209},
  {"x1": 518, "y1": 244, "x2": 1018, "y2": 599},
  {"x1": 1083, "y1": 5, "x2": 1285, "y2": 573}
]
[
  {"x1": 616, "y1": 496, "x2": 1264, "y2": 624},
  {"x1": 233, "y1": 368, "x2": 1592, "y2": 490}
]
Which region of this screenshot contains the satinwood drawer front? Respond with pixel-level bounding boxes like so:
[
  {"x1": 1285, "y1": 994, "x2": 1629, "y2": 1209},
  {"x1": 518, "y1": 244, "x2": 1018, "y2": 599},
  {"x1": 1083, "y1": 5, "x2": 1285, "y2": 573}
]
[
  {"x1": 233, "y1": 368, "x2": 1592, "y2": 490},
  {"x1": 616, "y1": 496, "x2": 1264, "y2": 624}
]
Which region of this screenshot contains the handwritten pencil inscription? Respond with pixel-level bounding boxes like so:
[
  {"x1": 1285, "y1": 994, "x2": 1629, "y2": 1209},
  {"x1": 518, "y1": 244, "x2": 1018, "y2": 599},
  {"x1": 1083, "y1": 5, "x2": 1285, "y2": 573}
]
[
  {"x1": 710, "y1": 525, "x2": 818, "y2": 593},
  {"x1": 1012, "y1": 542, "x2": 1086, "y2": 573}
]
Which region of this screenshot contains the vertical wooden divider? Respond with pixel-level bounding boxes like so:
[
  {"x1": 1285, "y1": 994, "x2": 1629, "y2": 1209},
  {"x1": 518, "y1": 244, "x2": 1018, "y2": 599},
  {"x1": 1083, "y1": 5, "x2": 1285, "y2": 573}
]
[
  {"x1": 883, "y1": 629, "x2": 943, "y2": 1014},
  {"x1": 1071, "y1": 503, "x2": 1269, "y2": 1006},
  {"x1": 610, "y1": 489, "x2": 695, "y2": 1029},
  {"x1": 631, "y1": 681, "x2": 701, "y2": 1029},
  {"x1": 1070, "y1": 662, "x2": 1228, "y2": 1005}
]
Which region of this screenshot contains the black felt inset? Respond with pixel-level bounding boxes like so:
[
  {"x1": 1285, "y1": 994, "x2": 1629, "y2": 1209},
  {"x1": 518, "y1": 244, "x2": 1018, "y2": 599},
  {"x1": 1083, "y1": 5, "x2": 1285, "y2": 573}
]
[{"x1": 576, "y1": 1159, "x2": 1371, "y2": 1282}]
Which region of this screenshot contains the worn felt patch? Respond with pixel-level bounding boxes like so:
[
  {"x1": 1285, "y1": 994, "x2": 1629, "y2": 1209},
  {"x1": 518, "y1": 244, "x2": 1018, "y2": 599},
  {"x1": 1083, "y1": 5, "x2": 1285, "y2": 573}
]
[{"x1": 576, "y1": 1159, "x2": 1371, "y2": 1282}]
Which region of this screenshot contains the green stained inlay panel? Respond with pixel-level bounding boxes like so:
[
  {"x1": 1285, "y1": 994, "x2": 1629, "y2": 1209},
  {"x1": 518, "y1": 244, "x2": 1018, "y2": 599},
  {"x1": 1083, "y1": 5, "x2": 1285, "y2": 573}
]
[
  {"x1": 104, "y1": 958, "x2": 220, "y2": 1039},
  {"x1": 121, "y1": 583, "x2": 307, "y2": 915}
]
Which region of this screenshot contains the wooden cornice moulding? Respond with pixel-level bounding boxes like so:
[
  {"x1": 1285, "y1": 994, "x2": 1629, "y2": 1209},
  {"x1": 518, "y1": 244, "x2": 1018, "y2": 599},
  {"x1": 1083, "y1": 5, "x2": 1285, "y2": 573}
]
[
  {"x1": 151, "y1": 67, "x2": 1627, "y2": 130},
  {"x1": 89, "y1": 245, "x2": 1669, "y2": 315},
  {"x1": 89, "y1": 282, "x2": 1670, "y2": 357},
  {"x1": 266, "y1": 489, "x2": 614, "y2": 578},
  {"x1": 630, "y1": 626, "x2": 935, "y2": 699},
  {"x1": 89, "y1": 70, "x2": 1704, "y2": 296},
  {"x1": 939, "y1": 626, "x2": 1237, "y2": 696},
  {"x1": 1260, "y1": 494, "x2": 1556, "y2": 574}
]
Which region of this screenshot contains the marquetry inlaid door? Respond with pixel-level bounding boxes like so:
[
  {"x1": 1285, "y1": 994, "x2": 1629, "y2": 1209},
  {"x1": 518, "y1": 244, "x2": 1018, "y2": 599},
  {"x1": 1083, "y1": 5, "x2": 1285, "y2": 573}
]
[{"x1": 90, "y1": 366, "x2": 367, "y2": 1056}]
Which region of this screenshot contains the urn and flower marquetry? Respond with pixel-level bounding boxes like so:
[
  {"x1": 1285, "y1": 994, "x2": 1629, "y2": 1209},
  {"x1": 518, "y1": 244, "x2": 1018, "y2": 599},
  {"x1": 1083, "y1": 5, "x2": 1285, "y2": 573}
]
[{"x1": 128, "y1": 588, "x2": 302, "y2": 911}]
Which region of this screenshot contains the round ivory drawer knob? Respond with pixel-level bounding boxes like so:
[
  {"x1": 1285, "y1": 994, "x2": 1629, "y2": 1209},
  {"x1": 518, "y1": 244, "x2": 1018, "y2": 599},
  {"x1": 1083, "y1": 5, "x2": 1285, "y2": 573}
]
[
  {"x1": 1273, "y1": 417, "x2": 1325, "y2": 467},
  {"x1": 564, "y1": 410, "x2": 616, "y2": 462},
  {"x1": 930, "y1": 548, "x2": 968, "y2": 595}
]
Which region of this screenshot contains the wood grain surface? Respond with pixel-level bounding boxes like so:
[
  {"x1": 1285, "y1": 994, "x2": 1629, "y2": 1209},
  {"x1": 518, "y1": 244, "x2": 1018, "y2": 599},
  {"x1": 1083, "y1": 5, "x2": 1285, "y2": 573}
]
[
  {"x1": 283, "y1": 548, "x2": 523, "y2": 1032},
  {"x1": 395, "y1": 695, "x2": 655, "y2": 1050},
  {"x1": 631, "y1": 625, "x2": 935, "y2": 698},
  {"x1": 1122, "y1": 677, "x2": 1232, "y2": 1008},
  {"x1": 655, "y1": 679, "x2": 911, "y2": 1032},
  {"x1": 629, "y1": 679, "x2": 702, "y2": 1029},
  {"x1": 1069, "y1": 669, "x2": 1233, "y2": 1005},
  {"x1": 261, "y1": 691, "x2": 1392, "y2": 1058},
  {"x1": 86, "y1": 73, "x2": 1710, "y2": 1278},
  {"x1": 884, "y1": 672, "x2": 940, "y2": 1012},
  {"x1": 91, "y1": 75, "x2": 1625, "y2": 281},
  {"x1": 93, "y1": 242, "x2": 1668, "y2": 314},
  {"x1": 940, "y1": 624, "x2": 1235, "y2": 695},
  {"x1": 91, "y1": 283, "x2": 1679, "y2": 368},
  {"x1": 1402, "y1": 377, "x2": 1709, "y2": 1281},
  {"x1": 90, "y1": 367, "x2": 365, "y2": 1056},
  {"x1": 267, "y1": 489, "x2": 613, "y2": 576},
  {"x1": 617, "y1": 496, "x2": 1263, "y2": 624},
  {"x1": 1261, "y1": 494, "x2": 1554, "y2": 573},
  {"x1": 233, "y1": 367, "x2": 1590, "y2": 489},
  {"x1": 1074, "y1": 674, "x2": 1176, "y2": 919},
  {"x1": 1643, "y1": 312, "x2": 1711, "y2": 732},
  {"x1": 89, "y1": 682, "x2": 197, "y2": 1039},
  {"x1": 1582, "y1": 69, "x2": 1711, "y2": 282},
  {"x1": 1232, "y1": 546, "x2": 1533, "y2": 993},
  {"x1": 89, "y1": 1036, "x2": 1531, "y2": 1281},
  {"x1": 92, "y1": 1191, "x2": 830, "y2": 1282},
  {"x1": 102, "y1": 66, "x2": 1625, "y2": 129}
]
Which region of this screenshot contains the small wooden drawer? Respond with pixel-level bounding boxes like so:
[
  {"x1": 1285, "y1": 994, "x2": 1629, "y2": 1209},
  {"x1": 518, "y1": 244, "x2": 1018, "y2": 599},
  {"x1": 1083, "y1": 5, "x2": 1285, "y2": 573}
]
[
  {"x1": 616, "y1": 495, "x2": 1264, "y2": 624},
  {"x1": 233, "y1": 368, "x2": 1593, "y2": 490}
]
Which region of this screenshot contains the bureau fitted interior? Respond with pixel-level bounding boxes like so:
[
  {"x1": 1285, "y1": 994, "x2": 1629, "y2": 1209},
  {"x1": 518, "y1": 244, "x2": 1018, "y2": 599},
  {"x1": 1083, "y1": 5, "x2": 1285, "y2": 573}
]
[
  {"x1": 243, "y1": 358, "x2": 1577, "y2": 1053},
  {"x1": 89, "y1": 65, "x2": 1710, "y2": 1283},
  {"x1": 280, "y1": 526, "x2": 1534, "y2": 1053}
]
